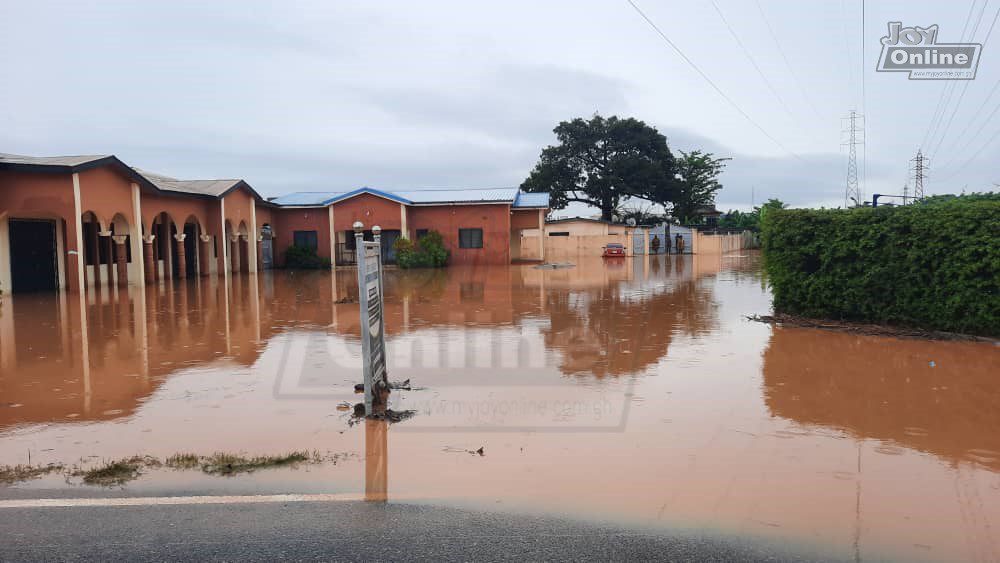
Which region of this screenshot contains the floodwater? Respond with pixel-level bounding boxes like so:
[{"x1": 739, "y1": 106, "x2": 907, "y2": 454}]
[{"x1": 2, "y1": 253, "x2": 999, "y2": 561}]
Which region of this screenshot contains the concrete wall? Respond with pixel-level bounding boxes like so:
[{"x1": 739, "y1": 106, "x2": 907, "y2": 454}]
[{"x1": 408, "y1": 204, "x2": 512, "y2": 265}]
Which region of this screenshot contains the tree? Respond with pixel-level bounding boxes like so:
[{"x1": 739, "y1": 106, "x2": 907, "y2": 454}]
[
  {"x1": 718, "y1": 198, "x2": 786, "y2": 231},
  {"x1": 520, "y1": 115, "x2": 679, "y2": 221},
  {"x1": 671, "y1": 151, "x2": 730, "y2": 223}
]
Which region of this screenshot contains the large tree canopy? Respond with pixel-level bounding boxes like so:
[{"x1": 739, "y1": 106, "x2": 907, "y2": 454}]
[
  {"x1": 671, "y1": 150, "x2": 730, "y2": 223},
  {"x1": 520, "y1": 115, "x2": 679, "y2": 221}
]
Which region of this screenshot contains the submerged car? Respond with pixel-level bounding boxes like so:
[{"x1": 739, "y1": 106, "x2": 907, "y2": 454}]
[{"x1": 602, "y1": 243, "x2": 626, "y2": 258}]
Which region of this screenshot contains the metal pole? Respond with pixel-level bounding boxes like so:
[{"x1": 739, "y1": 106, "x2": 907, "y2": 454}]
[{"x1": 354, "y1": 221, "x2": 373, "y2": 415}]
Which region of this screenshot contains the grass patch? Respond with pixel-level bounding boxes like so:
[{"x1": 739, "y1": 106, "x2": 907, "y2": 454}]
[
  {"x1": 0, "y1": 463, "x2": 65, "y2": 485},
  {"x1": 200, "y1": 451, "x2": 317, "y2": 476},
  {"x1": 164, "y1": 453, "x2": 201, "y2": 470},
  {"x1": 72, "y1": 455, "x2": 160, "y2": 487}
]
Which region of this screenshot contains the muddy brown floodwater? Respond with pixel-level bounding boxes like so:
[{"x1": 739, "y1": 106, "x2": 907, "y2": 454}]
[{"x1": 1, "y1": 253, "x2": 999, "y2": 561}]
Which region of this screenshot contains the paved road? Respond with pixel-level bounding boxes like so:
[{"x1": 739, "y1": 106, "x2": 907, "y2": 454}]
[{"x1": 0, "y1": 498, "x2": 841, "y2": 562}]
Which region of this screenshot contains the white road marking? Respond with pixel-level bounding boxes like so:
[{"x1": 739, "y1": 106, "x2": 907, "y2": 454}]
[{"x1": 0, "y1": 493, "x2": 367, "y2": 509}]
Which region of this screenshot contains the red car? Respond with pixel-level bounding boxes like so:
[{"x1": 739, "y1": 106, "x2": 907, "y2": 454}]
[{"x1": 602, "y1": 243, "x2": 626, "y2": 258}]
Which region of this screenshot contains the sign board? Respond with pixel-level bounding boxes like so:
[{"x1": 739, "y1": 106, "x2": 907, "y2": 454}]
[{"x1": 356, "y1": 232, "x2": 388, "y2": 415}]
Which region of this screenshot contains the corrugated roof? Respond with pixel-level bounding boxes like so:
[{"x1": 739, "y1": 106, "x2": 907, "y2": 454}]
[
  {"x1": 137, "y1": 169, "x2": 243, "y2": 197},
  {"x1": 513, "y1": 191, "x2": 549, "y2": 208},
  {"x1": 270, "y1": 187, "x2": 548, "y2": 208},
  {"x1": 0, "y1": 153, "x2": 111, "y2": 167}
]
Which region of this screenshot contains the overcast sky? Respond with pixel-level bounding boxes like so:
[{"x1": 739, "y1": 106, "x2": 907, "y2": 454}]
[{"x1": 3, "y1": 0, "x2": 999, "y2": 215}]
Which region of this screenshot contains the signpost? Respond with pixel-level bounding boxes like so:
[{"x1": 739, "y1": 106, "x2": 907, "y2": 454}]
[{"x1": 354, "y1": 222, "x2": 388, "y2": 416}]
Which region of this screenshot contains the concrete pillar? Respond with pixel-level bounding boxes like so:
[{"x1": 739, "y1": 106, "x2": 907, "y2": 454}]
[
  {"x1": 248, "y1": 203, "x2": 258, "y2": 274},
  {"x1": 174, "y1": 233, "x2": 187, "y2": 279},
  {"x1": 69, "y1": 174, "x2": 85, "y2": 293},
  {"x1": 199, "y1": 234, "x2": 211, "y2": 277},
  {"x1": 112, "y1": 235, "x2": 128, "y2": 288},
  {"x1": 142, "y1": 235, "x2": 155, "y2": 284}
]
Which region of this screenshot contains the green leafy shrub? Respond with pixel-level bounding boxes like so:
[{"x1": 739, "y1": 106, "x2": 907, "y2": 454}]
[
  {"x1": 284, "y1": 244, "x2": 331, "y2": 269},
  {"x1": 761, "y1": 194, "x2": 999, "y2": 336},
  {"x1": 394, "y1": 230, "x2": 449, "y2": 269}
]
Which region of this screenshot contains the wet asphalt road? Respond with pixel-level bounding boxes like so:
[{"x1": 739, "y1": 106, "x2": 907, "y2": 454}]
[{"x1": 0, "y1": 500, "x2": 842, "y2": 562}]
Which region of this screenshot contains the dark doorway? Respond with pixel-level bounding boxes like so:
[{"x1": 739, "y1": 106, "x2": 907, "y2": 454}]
[
  {"x1": 9, "y1": 219, "x2": 58, "y2": 292},
  {"x1": 184, "y1": 223, "x2": 198, "y2": 276}
]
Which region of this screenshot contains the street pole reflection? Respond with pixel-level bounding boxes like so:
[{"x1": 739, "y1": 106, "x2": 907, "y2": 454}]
[{"x1": 365, "y1": 418, "x2": 388, "y2": 502}]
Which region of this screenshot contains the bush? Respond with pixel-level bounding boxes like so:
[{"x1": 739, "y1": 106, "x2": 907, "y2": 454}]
[
  {"x1": 394, "y1": 230, "x2": 449, "y2": 269},
  {"x1": 284, "y1": 244, "x2": 331, "y2": 269},
  {"x1": 761, "y1": 194, "x2": 999, "y2": 336}
]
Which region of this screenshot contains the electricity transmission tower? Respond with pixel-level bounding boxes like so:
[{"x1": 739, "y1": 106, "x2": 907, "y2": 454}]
[
  {"x1": 902, "y1": 181, "x2": 910, "y2": 205},
  {"x1": 842, "y1": 111, "x2": 865, "y2": 207},
  {"x1": 910, "y1": 150, "x2": 927, "y2": 200}
]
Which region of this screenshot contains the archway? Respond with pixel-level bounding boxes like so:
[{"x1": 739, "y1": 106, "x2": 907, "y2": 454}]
[
  {"x1": 149, "y1": 212, "x2": 178, "y2": 281},
  {"x1": 237, "y1": 221, "x2": 249, "y2": 274},
  {"x1": 182, "y1": 215, "x2": 202, "y2": 278},
  {"x1": 80, "y1": 211, "x2": 106, "y2": 291}
]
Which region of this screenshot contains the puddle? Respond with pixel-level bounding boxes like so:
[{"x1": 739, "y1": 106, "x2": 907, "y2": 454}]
[{"x1": 1, "y1": 253, "x2": 999, "y2": 561}]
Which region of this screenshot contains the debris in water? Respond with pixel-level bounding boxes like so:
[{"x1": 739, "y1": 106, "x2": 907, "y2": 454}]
[
  {"x1": 533, "y1": 262, "x2": 575, "y2": 270},
  {"x1": 443, "y1": 446, "x2": 485, "y2": 456},
  {"x1": 334, "y1": 296, "x2": 357, "y2": 304},
  {"x1": 335, "y1": 402, "x2": 353, "y2": 411}
]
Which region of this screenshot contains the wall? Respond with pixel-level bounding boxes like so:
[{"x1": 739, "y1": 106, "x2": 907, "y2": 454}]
[
  {"x1": 271, "y1": 206, "x2": 331, "y2": 267},
  {"x1": 0, "y1": 170, "x2": 78, "y2": 291},
  {"x1": 332, "y1": 193, "x2": 404, "y2": 233},
  {"x1": 408, "y1": 204, "x2": 511, "y2": 265},
  {"x1": 521, "y1": 220, "x2": 633, "y2": 260},
  {"x1": 691, "y1": 231, "x2": 748, "y2": 254}
]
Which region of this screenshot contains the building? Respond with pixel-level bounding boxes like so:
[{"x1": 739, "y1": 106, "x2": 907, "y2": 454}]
[{"x1": 0, "y1": 153, "x2": 549, "y2": 294}]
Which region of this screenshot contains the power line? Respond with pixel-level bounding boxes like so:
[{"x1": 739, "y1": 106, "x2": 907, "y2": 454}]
[
  {"x1": 921, "y1": 0, "x2": 980, "y2": 151},
  {"x1": 709, "y1": 0, "x2": 801, "y2": 125},
  {"x1": 932, "y1": 3, "x2": 1000, "y2": 163},
  {"x1": 860, "y1": 0, "x2": 867, "y2": 200},
  {"x1": 927, "y1": 0, "x2": 993, "y2": 159},
  {"x1": 624, "y1": 0, "x2": 803, "y2": 160},
  {"x1": 754, "y1": 0, "x2": 824, "y2": 120}
]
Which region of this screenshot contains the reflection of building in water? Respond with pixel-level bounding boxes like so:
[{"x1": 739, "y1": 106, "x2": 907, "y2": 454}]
[
  {"x1": 763, "y1": 327, "x2": 1000, "y2": 470},
  {"x1": 0, "y1": 254, "x2": 735, "y2": 430}
]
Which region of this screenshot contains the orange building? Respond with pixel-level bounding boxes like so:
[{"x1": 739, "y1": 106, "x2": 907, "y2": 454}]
[{"x1": 0, "y1": 153, "x2": 549, "y2": 294}]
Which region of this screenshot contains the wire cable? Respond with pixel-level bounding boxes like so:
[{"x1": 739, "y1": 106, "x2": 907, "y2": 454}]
[{"x1": 624, "y1": 0, "x2": 803, "y2": 160}]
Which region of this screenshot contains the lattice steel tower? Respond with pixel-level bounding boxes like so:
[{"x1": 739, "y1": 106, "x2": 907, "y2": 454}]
[
  {"x1": 842, "y1": 110, "x2": 864, "y2": 207},
  {"x1": 911, "y1": 150, "x2": 927, "y2": 200}
]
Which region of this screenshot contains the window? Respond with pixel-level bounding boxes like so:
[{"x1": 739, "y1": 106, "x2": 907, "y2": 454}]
[
  {"x1": 293, "y1": 230, "x2": 318, "y2": 251},
  {"x1": 548, "y1": 231, "x2": 570, "y2": 237},
  {"x1": 458, "y1": 228, "x2": 483, "y2": 249},
  {"x1": 415, "y1": 229, "x2": 429, "y2": 240}
]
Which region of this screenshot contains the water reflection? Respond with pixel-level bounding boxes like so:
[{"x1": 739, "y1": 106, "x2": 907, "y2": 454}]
[
  {"x1": 763, "y1": 327, "x2": 1000, "y2": 470},
  {"x1": 0, "y1": 254, "x2": 728, "y2": 430}
]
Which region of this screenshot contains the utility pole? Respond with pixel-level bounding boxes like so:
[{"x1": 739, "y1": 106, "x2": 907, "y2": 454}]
[
  {"x1": 842, "y1": 110, "x2": 865, "y2": 207},
  {"x1": 902, "y1": 181, "x2": 910, "y2": 206},
  {"x1": 910, "y1": 150, "x2": 927, "y2": 200}
]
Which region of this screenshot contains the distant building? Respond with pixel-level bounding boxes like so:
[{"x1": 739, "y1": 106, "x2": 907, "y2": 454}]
[{"x1": 0, "y1": 153, "x2": 549, "y2": 293}]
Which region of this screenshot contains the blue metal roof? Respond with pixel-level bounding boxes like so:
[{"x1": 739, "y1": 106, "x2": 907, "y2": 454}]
[{"x1": 270, "y1": 187, "x2": 550, "y2": 208}]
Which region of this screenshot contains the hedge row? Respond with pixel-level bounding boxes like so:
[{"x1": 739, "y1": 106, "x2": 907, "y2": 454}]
[{"x1": 761, "y1": 194, "x2": 1000, "y2": 336}]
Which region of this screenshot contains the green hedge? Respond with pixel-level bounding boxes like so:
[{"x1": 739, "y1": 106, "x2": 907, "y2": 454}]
[{"x1": 761, "y1": 194, "x2": 1000, "y2": 336}]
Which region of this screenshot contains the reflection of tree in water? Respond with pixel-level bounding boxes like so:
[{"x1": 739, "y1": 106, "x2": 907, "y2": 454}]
[
  {"x1": 762, "y1": 327, "x2": 1000, "y2": 471},
  {"x1": 543, "y1": 276, "x2": 718, "y2": 377}
]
